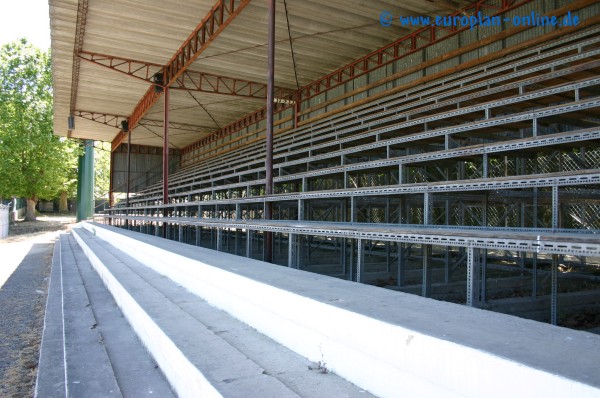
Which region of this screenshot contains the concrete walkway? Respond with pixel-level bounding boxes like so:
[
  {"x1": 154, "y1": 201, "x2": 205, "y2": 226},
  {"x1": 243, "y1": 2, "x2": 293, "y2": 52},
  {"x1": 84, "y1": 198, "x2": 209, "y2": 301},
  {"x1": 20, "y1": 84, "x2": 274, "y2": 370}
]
[{"x1": 0, "y1": 230, "x2": 62, "y2": 289}]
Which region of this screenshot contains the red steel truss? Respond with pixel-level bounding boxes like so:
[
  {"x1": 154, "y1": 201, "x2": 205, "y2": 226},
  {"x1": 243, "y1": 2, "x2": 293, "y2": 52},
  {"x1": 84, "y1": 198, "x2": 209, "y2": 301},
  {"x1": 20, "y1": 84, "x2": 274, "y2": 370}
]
[
  {"x1": 162, "y1": 0, "x2": 252, "y2": 87},
  {"x1": 75, "y1": 110, "x2": 211, "y2": 134},
  {"x1": 173, "y1": 69, "x2": 294, "y2": 98},
  {"x1": 74, "y1": 110, "x2": 128, "y2": 129},
  {"x1": 78, "y1": 50, "x2": 163, "y2": 83},
  {"x1": 78, "y1": 50, "x2": 292, "y2": 99},
  {"x1": 112, "y1": 0, "x2": 252, "y2": 150},
  {"x1": 112, "y1": 85, "x2": 160, "y2": 150}
]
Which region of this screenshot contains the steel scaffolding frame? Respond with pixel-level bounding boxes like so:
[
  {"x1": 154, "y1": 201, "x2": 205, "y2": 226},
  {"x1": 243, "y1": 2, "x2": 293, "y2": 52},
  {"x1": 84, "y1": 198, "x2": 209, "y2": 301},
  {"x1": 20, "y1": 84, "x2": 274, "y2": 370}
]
[{"x1": 105, "y1": 25, "x2": 600, "y2": 326}]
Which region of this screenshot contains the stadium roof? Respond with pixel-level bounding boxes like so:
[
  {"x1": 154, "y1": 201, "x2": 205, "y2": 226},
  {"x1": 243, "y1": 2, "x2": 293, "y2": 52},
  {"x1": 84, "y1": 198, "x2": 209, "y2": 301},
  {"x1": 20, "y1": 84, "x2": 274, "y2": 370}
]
[{"x1": 50, "y1": 0, "x2": 470, "y2": 149}]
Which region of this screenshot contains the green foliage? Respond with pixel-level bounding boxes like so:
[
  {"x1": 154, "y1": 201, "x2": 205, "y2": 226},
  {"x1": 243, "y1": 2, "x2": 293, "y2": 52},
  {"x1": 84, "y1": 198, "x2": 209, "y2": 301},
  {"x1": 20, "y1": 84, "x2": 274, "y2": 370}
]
[
  {"x1": 0, "y1": 39, "x2": 80, "y2": 201},
  {"x1": 94, "y1": 145, "x2": 111, "y2": 199}
]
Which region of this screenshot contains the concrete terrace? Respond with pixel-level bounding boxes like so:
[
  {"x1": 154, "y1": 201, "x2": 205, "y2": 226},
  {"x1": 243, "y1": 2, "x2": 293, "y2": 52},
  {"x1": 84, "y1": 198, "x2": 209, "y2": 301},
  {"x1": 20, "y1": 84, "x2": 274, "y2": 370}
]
[{"x1": 35, "y1": 222, "x2": 600, "y2": 397}]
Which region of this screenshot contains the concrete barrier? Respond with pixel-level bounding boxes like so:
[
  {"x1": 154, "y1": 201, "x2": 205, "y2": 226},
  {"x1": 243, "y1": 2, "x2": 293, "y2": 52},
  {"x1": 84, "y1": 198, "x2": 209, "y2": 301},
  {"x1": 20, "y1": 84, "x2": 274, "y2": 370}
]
[
  {"x1": 79, "y1": 222, "x2": 600, "y2": 398},
  {"x1": 0, "y1": 206, "x2": 9, "y2": 239}
]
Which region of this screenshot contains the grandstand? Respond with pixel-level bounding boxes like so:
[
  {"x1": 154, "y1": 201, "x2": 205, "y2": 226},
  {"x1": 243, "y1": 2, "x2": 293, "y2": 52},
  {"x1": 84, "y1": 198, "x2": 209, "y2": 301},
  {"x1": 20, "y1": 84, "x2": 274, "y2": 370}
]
[{"x1": 46, "y1": 0, "x2": 600, "y2": 396}]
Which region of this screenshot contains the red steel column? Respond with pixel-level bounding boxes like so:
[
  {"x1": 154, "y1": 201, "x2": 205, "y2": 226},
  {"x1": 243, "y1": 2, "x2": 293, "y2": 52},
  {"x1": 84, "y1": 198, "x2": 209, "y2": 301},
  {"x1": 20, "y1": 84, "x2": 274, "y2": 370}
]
[
  {"x1": 126, "y1": 129, "x2": 131, "y2": 207},
  {"x1": 264, "y1": 0, "x2": 275, "y2": 263},
  {"x1": 108, "y1": 148, "x2": 114, "y2": 225},
  {"x1": 163, "y1": 86, "x2": 170, "y2": 206},
  {"x1": 162, "y1": 86, "x2": 170, "y2": 238}
]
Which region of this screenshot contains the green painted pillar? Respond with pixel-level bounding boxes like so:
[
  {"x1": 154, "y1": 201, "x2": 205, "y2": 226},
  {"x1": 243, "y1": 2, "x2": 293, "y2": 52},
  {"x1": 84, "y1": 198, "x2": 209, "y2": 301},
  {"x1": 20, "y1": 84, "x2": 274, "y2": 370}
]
[{"x1": 77, "y1": 140, "x2": 95, "y2": 221}]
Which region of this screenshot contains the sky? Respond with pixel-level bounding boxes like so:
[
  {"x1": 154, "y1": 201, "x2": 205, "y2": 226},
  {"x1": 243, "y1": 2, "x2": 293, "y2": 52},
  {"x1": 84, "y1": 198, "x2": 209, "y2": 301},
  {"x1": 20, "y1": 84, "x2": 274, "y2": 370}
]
[{"x1": 0, "y1": 0, "x2": 51, "y2": 50}]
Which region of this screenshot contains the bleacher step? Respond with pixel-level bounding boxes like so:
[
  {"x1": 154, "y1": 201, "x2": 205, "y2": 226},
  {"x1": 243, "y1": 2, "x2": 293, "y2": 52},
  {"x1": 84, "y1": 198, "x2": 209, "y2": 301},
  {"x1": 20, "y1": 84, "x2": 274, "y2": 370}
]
[
  {"x1": 72, "y1": 226, "x2": 373, "y2": 398},
  {"x1": 36, "y1": 234, "x2": 176, "y2": 397},
  {"x1": 36, "y1": 234, "x2": 121, "y2": 397}
]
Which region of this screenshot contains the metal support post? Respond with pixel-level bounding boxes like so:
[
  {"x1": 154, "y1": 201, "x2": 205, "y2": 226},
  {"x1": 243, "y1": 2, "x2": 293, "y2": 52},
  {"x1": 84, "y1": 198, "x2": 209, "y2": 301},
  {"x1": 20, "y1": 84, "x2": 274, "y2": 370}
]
[
  {"x1": 108, "y1": 150, "x2": 115, "y2": 210},
  {"x1": 422, "y1": 244, "x2": 432, "y2": 298},
  {"x1": 162, "y1": 86, "x2": 170, "y2": 238},
  {"x1": 356, "y1": 238, "x2": 363, "y2": 283},
  {"x1": 163, "y1": 86, "x2": 170, "y2": 206},
  {"x1": 399, "y1": 165, "x2": 405, "y2": 184},
  {"x1": 424, "y1": 193, "x2": 432, "y2": 225},
  {"x1": 143, "y1": 209, "x2": 147, "y2": 234},
  {"x1": 76, "y1": 140, "x2": 94, "y2": 222},
  {"x1": 466, "y1": 246, "x2": 479, "y2": 307},
  {"x1": 246, "y1": 230, "x2": 253, "y2": 258},
  {"x1": 298, "y1": 199, "x2": 304, "y2": 220},
  {"x1": 551, "y1": 254, "x2": 558, "y2": 325},
  {"x1": 124, "y1": 129, "x2": 132, "y2": 227},
  {"x1": 532, "y1": 253, "x2": 538, "y2": 298},
  {"x1": 397, "y1": 242, "x2": 405, "y2": 286},
  {"x1": 552, "y1": 185, "x2": 559, "y2": 231},
  {"x1": 341, "y1": 238, "x2": 348, "y2": 276},
  {"x1": 480, "y1": 249, "x2": 487, "y2": 303},
  {"x1": 482, "y1": 153, "x2": 488, "y2": 179},
  {"x1": 196, "y1": 226, "x2": 201, "y2": 246},
  {"x1": 444, "y1": 248, "x2": 450, "y2": 285},
  {"x1": 288, "y1": 233, "x2": 298, "y2": 268},
  {"x1": 263, "y1": 0, "x2": 275, "y2": 263},
  {"x1": 216, "y1": 228, "x2": 223, "y2": 251},
  {"x1": 178, "y1": 225, "x2": 183, "y2": 243}
]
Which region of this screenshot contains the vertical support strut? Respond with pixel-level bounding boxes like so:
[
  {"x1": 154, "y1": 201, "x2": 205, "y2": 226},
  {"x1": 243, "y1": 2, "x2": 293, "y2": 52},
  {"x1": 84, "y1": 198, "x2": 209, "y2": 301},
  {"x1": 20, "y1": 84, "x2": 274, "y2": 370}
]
[
  {"x1": 264, "y1": 0, "x2": 275, "y2": 263},
  {"x1": 480, "y1": 249, "x2": 487, "y2": 303},
  {"x1": 396, "y1": 242, "x2": 405, "y2": 286},
  {"x1": 356, "y1": 238, "x2": 363, "y2": 283},
  {"x1": 109, "y1": 149, "x2": 115, "y2": 210},
  {"x1": 162, "y1": 85, "x2": 170, "y2": 239},
  {"x1": 424, "y1": 192, "x2": 432, "y2": 225},
  {"x1": 217, "y1": 228, "x2": 223, "y2": 251},
  {"x1": 163, "y1": 86, "x2": 170, "y2": 206},
  {"x1": 466, "y1": 246, "x2": 478, "y2": 307},
  {"x1": 126, "y1": 129, "x2": 132, "y2": 208},
  {"x1": 288, "y1": 233, "x2": 298, "y2": 268},
  {"x1": 76, "y1": 140, "x2": 95, "y2": 222},
  {"x1": 246, "y1": 230, "x2": 253, "y2": 258},
  {"x1": 551, "y1": 254, "x2": 558, "y2": 325},
  {"x1": 422, "y1": 244, "x2": 432, "y2": 298},
  {"x1": 552, "y1": 184, "x2": 559, "y2": 231},
  {"x1": 125, "y1": 130, "x2": 132, "y2": 228}
]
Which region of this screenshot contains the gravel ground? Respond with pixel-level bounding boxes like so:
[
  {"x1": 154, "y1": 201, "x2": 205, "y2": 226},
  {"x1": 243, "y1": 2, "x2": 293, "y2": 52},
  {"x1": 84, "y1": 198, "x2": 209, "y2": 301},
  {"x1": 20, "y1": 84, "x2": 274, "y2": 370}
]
[{"x1": 0, "y1": 215, "x2": 75, "y2": 398}]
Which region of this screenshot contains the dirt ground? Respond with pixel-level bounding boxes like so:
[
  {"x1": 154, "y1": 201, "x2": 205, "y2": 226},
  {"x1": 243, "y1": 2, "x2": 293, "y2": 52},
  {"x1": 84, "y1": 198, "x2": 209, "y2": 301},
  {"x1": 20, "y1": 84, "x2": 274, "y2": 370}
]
[{"x1": 0, "y1": 214, "x2": 76, "y2": 398}]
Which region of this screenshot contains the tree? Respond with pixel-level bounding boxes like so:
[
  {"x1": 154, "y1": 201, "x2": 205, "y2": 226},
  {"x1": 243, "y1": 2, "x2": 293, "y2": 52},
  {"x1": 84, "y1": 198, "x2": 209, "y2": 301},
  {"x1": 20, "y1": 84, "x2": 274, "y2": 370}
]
[
  {"x1": 58, "y1": 140, "x2": 80, "y2": 213},
  {"x1": 94, "y1": 144, "x2": 111, "y2": 201},
  {"x1": 0, "y1": 39, "x2": 79, "y2": 220}
]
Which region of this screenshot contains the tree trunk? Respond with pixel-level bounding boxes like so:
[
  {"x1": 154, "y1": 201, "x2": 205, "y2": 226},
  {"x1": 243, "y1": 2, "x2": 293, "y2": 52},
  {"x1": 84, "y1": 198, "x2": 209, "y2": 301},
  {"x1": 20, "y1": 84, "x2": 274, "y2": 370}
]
[
  {"x1": 25, "y1": 197, "x2": 37, "y2": 221},
  {"x1": 59, "y1": 191, "x2": 68, "y2": 213}
]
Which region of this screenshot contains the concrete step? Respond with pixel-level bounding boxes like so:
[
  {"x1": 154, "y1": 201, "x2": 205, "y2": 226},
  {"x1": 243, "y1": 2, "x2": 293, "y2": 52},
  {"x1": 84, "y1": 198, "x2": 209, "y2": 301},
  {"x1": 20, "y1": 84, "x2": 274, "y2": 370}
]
[
  {"x1": 72, "y1": 226, "x2": 372, "y2": 398},
  {"x1": 35, "y1": 234, "x2": 176, "y2": 398},
  {"x1": 77, "y1": 222, "x2": 600, "y2": 398}
]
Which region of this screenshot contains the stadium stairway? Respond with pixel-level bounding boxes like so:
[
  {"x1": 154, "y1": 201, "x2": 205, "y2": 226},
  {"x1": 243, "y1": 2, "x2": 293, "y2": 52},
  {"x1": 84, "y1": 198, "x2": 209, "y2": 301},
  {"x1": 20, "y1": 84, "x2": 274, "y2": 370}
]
[
  {"x1": 36, "y1": 222, "x2": 600, "y2": 398},
  {"x1": 35, "y1": 227, "x2": 373, "y2": 398}
]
